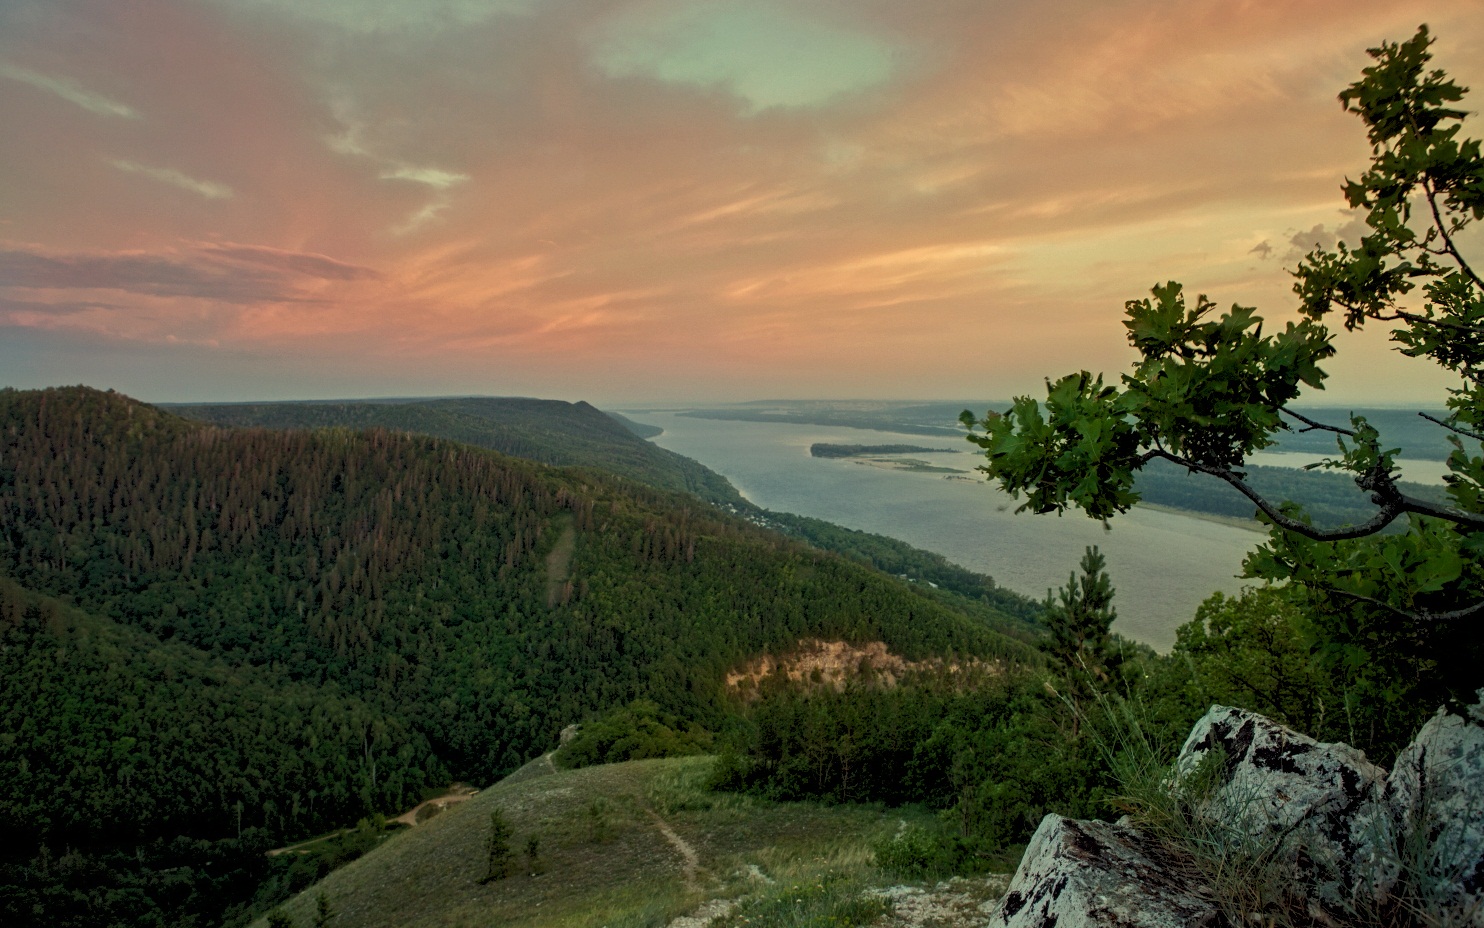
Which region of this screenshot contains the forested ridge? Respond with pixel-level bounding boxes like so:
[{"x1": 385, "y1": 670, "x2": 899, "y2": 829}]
[
  {"x1": 0, "y1": 385, "x2": 1034, "y2": 927},
  {"x1": 170, "y1": 396, "x2": 742, "y2": 506},
  {"x1": 170, "y1": 394, "x2": 1043, "y2": 637}
]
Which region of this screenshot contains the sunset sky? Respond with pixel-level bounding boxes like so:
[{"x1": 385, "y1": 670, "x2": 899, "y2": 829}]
[{"x1": 2, "y1": 0, "x2": 1481, "y2": 405}]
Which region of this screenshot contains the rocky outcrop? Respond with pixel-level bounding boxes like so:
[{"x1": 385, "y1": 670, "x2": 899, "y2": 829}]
[
  {"x1": 1385, "y1": 703, "x2": 1484, "y2": 919},
  {"x1": 989, "y1": 694, "x2": 1484, "y2": 928},
  {"x1": 995, "y1": 815, "x2": 1226, "y2": 927},
  {"x1": 1176, "y1": 706, "x2": 1390, "y2": 916}
]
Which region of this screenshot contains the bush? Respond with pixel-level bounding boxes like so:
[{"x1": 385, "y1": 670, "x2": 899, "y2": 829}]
[{"x1": 554, "y1": 700, "x2": 712, "y2": 769}]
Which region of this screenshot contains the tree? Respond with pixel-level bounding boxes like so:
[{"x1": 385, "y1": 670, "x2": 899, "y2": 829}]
[
  {"x1": 313, "y1": 893, "x2": 335, "y2": 928},
  {"x1": 961, "y1": 26, "x2": 1482, "y2": 754},
  {"x1": 1171, "y1": 588, "x2": 1328, "y2": 735},
  {"x1": 524, "y1": 834, "x2": 545, "y2": 875},
  {"x1": 1041, "y1": 546, "x2": 1121, "y2": 735},
  {"x1": 480, "y1": 808, "x2": 515, "y2": 883}
]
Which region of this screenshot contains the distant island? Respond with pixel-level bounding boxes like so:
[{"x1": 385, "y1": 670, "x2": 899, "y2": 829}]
[
  {"x1": 675, "y1": 400, "x2": 980, "y2": 437},
  {"x1": 811, "y1": 443, "x2": 961, "y2": 458}
]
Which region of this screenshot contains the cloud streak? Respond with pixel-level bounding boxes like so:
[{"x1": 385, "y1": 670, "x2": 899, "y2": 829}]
[
  {"x1": 0, "y1": 60, "x2": 139, "y2": 118},
  {"x1": 111, "y1": 160, "x2": 234, "y2": 199},
  {"x1": 0, "y1": 242, "x2": 379, "y2": 303}
]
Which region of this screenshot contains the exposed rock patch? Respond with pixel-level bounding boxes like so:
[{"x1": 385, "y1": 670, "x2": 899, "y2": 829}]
[
  {"x1": 989, "y1": 695, "x2": 1484, "y2": 928},
  {"x1": 1384, "y1": 702, "x2": 1484, "y2": 920},
  {"x1": 725, "y1": 639, "x2": 992, "y2": 697},
  {"x1": 993, "y1": 815, "x2": 1227, "y2": 928},
  {"x1": 874, "y1": 875, "x2": 1014, "y2": 926},
  {"x1": 1176, "y1": 706, "x2": 1389, "y2": 915}
]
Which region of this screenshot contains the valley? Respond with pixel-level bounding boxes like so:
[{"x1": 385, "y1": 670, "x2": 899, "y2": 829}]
[
  {"x1": 2, "y1": 386, "x2": 1472, "y2": 928},
  {"x1": 0, "y1": 386, "x2": 1039, "y2": 928}
]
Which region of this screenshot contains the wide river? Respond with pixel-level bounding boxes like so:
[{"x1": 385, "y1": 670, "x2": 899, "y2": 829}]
[{"x1": 637, "y1": 412, "x2": 1262, "y2": 652}]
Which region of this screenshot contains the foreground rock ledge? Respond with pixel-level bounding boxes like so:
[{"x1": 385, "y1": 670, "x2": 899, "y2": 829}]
[
  {"x1": 989, "y1": 697, "x2": 1484, "y2": 928},
  {"x1": 994, "y1": 815, "x2": 1225, "y2": 928}
]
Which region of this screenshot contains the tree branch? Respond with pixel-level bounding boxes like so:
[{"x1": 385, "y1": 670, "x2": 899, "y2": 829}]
[
  {"x1": 1419, "y1": 411, "x2": 1484, "y2": 442},
  {"x1": 1280, "y1": 409, "x2": 1355, "y2": 437},
  {"x1": 1139, "y1": 449, "x2": 1401, "y2": 539},
  {"x1": 1392, "y1": 309, "x2": 1484, "y2": 336},
  {"x1": 1423, "y1": 176, "x2": 1483, "y2": 288},
  {"x1": 1324, "y1": 586, "x2": 1484, "y2": 623},
  {"x1": 1137, "y1": 448, "x2": 1484, "y2": 537}
]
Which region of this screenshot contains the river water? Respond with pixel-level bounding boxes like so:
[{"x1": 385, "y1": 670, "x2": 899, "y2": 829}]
[{"x1": 636, "y1": 412, "x2": 1261, "y2": 653}]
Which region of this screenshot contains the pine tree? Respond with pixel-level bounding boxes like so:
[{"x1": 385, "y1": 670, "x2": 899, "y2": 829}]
[
  {"x1": 481, "y1": 808, "x2": 515, "y2": 883},
  {"x1": 1041, "y1": 546, "x2": 1121, "y2": 734},
  {"x1": 313, "y1": 892, "x2": 335, "y2": 928}
]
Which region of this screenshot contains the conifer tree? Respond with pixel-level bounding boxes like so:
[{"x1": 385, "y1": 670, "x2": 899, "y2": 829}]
[
  {"x1": 1041, "y1": 546, "x2": 1121, "y2": 734},
  {"x1": 313, "y1": 893, "x2": 334, "y2": 928},
  {"x1": 481, "y1": 808, "x2": 515, "y2": 883},
  {"x1": 525, "y1": 834, "x2": 544, "y2": 875}
]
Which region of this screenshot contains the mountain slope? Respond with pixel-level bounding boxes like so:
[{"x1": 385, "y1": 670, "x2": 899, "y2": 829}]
[
  {"x1": 253, "y1": 755, "x2": 981, "y2": 928},
  {"x1": 0, "y1": 386, "x2": 1037, "y2": 926},
  {"x1": 170, "y1": 396, "x2": 742, "y2": 505},
  {"x1": 170, "y1": 395, "x2": 1042, "y2": 634}
]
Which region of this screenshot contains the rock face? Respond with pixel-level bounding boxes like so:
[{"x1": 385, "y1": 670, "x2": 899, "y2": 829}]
[
  {"x1": 988, "y1": 695, "x2": 1484, "y2": 928},
  {"x1": 1385, "y1": 704, "x2": 1484, "y2": 919},
  {"x1": 1176, "y1": 706, "x2": 1390, "y2": 916},
  {"x1": 994, "y1": 815, "x2": 1226, "y2": 928}
]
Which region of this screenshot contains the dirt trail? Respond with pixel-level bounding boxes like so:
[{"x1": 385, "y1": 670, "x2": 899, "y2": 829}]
[
  {"x1": 391, "y1": 784, "x2": 478, "y2": 827},
  {"x1": 644, "y1": 806, "x2": 701, "y2": 888}
]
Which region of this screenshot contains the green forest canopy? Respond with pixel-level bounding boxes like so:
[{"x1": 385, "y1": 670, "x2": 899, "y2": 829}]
[{"x1": 0, "y1": 385, "x2": 1037, "y2": 927}]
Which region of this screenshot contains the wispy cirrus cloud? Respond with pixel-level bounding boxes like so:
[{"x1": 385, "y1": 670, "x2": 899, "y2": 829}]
[
  {"x1": 380, "y1": 165, "x2": 469, "y2": 189},
  {"x1": 110, "y1": 160, "x2": 234, "y2": 199},
  {"x1": 0, "y1": 242, "x2": 379, "y2": 304},
  {"x1": 321, "y1": 99, "x2": 470, "y2": 233},
  {"x1": 200, "y1": 243, "x2": 382, "y2": 281},
  {"x1": 0, "y1": 60, "x2": 139, "y2": 118}
]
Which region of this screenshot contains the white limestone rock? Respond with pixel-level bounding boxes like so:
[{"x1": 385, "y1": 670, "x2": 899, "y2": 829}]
[
  {"x1": 1383, "y1": 697, "x2": 1484, "y2": 924},
  {"x1": 990, "y1": 702, "x2": 1484, "y2": 927},
  {"x1": 1175, "y1": 705, "x2": 1390, "y2": 914},
  {"x1": 987, "y1": 814, "x2": 1226, "y2": 928}
]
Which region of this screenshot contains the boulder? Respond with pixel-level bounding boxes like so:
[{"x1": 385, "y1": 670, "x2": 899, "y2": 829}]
[
  {"x1": 989, "y1": 814, "x2": 1226, "y2": 928},
  {"x1": 1175, "y1": 706, "x2": 1389, "y2": 914},
  {"x1": 989, "y1": 699, "x2": 1484, "y2": 927},
  {"x1": 1383, "y1": 697, "x2": 1484, "y2": 920}
]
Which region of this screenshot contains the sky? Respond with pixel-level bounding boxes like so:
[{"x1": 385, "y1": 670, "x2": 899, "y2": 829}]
[{"x1": 1, "y1": 0, "x2": 1481, "y2": 406}]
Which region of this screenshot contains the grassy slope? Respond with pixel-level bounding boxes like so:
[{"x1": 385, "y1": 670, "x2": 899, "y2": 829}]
[{"x1": 259, "y1": 757, "x2": 951, "y2": 928}]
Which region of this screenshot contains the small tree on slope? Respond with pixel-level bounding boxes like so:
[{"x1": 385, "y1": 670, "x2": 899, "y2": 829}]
[
  {"x1": 961, "y1": 26, "x2": 1483, "y2": 756},
  {"x1": 1043, "y1": 546, "x2": 1122, "y2": 736},
  {"x1": 481, "y1": 808, "x2": 515, "y2": 883}
]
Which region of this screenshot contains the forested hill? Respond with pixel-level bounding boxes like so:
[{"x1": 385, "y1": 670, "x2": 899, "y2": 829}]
[
  {"x1": 170, "y1": 396, "x2": 741, "y2": 505},
  {"x1": 170, "y1": 395, "x2": 1039, "y2": 632},
  {"x1": 0, "y1": 386, "x2": 1035, "y2": 927}
]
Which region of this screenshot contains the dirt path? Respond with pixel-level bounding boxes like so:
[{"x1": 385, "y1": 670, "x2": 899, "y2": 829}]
[
  {"x1": 391, "y1": 784, "x2": 478, "y2": 827},
  {"x1": 644, "y1": 806, "x2": 701, "y2": 888},
  {"x1": 268, "y1": 831, "x2": 350, "y2": 857}
]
